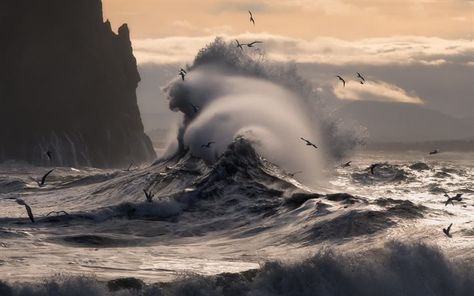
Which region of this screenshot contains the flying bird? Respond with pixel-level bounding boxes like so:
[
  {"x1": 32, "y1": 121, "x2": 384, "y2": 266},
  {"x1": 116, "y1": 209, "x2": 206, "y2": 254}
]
[
  {"x1": 179, "y1": 70, "x2": 186, "y2": 81},
  {"x1": 341, "y1": 161, "x2": 352, "y2": 168},
  {"x1": 46, "y1": 210, "x2": 70, "y2": 217},
  {"x1": 201, "y1": 141, "x2": 215, "y2": 149},
  {"x1": 288, "y1": 171, "x2": 302, "y2": 177},
  {"x1": 444, "y1": 193, "x2": 463, "y2": 206},
  {"x1": 236, "y1": 40, "x2": 245, "y2": 50},
  {"x1": 356, "y1": 72, "x2": 365, "y2": 82},
  {"x1": 45, "y1": 150, "x2": 53, "y2": 161},
  {"x1": 124, "y1": 162, "x2": 134, "y2": 172},
  {"x1": 36, "y1": 169, "x2": 54, "y2": 187},
  {"x1": 249, "y1": 10, "x2": 255, "y2": 25},
  {"x1": 143, "y1": 189, "x2": 155, "y2": 203},
  {"x1": 246, "y1": 41, "x2": 263, "y2": 48},
  {"x1": 429, "y1": 149, "x2": 439, "y2": 155},
  {"x1": 15, "y1": 199, "x2": 35, "y2": 223},
  {"x1": 443, "y1": 223, "x2": 453, "y2": 238},
  {"x1": 190, "y1": 103, "x2": 200, "y2": 113},
  {"x1": 300, "y1": 137, "x2": 318, "y2": 149},
  {"x1": 336, "y1": 76, "x2": 346, "y2": 87},
  {"x1": 369, "y1": 164, "x2": 379, "y2": 175}
]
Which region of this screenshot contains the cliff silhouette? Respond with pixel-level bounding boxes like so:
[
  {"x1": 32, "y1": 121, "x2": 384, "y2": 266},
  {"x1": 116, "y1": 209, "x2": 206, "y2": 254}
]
[{"x1": 0, "y1": 0, "x2": 156, "y2": 167}]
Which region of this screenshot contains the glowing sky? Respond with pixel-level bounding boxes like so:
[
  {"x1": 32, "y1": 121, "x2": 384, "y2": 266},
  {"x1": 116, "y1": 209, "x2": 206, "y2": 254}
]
[
  {"x1": 101, "y1": 0, "x2": 474, "y2": 132},
  {"x1": 102, "y1": 0, "x2": 473, "y2": 39}
]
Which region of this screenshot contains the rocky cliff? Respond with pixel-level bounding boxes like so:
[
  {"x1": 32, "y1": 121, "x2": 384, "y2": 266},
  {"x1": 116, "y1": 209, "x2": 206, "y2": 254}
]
[{"x1": 0, "y1": 0, "x2": 156, "y2": 167}]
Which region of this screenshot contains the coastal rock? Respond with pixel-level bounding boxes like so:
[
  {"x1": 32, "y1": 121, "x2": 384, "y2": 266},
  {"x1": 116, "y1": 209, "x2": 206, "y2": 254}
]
[{"x1": 0, "y1": 0, "x2": 155, "y2": 167}]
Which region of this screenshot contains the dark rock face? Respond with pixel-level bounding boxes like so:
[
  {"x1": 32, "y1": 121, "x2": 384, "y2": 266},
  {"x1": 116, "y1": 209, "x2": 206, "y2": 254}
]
[{"x1": 0, "y1": 0, "x2": 156, "y2": 167}]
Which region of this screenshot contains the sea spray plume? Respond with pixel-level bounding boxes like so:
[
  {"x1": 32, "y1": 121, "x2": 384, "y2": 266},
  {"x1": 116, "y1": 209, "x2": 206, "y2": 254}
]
[{"x1": 163, "y1": 38, "x2": 363, "y2": 179}]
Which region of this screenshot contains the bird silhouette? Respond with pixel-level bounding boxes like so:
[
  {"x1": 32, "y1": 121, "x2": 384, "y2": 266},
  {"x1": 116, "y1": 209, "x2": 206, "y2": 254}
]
[
  {"x1": 143, "y1": 189, "x2": 155, "y2": 203},
  {"x1": 15, "y1": 199, "x2": 35, "y2": 223},
  {"x1": 246, "y1": 41, "x2": 263, "y2": 48},
  {"x1": 236, "y1": 40, "x2": 245, "y2": 50},
  {"x1": 201, "y1": 141, "x2": 215, "y2": 148},
  {"x1": 45, "y1": 150, "x2": 53, "y2": 161},
  {"x1": 36, "y1": 169, "x2": 54, "y2": 187},
  {"x1": 190, "y1": 103, "x2": 200, "y2": 113},
  {"x1": 179, "y1": 71, "x2": 186, "y2": 81},
  {"x1": 288, "y1": 171, "x2": 302, "y2": 177},
  {"x1": 356, "y1": 72, "x2": 365, "y2": 82},
  {"x1": 46, "y1": 210, "x2": 69, "y2": 217},
  {"x1": 429, "y1": 149, "x2": 439, "y2": 155},
  {"x1": 341, "y1": 161, "x2": 352, "y2": 168},
  {"x1": 336, "y1": 76, "x2": 346, "y2": 87},
  {"x1": 300, "y1": 137, "x2": 318, "y2": 149},
  {"x1": 444, "y1": 193, "x2": 463, "y2": 206},
  {"x1": 443, "y1": 223, "x2": 453, "y2": 238},
  {"x1": 369, "y1": 164, "x2": 379, "y2": 175},
  {"x1": 249, "y1": 10, "x2": 255, "y2": 25},
  {"x1": 124, "y1": 162, "x2": 134, "y2": 172}
]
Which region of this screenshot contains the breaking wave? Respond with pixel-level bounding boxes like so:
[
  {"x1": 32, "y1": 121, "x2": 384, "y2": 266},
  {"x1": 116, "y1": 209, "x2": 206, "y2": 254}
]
[
  {"x1": 163, "y1": 38, "x2": 364, "y2": 184},
  {"x1": 1, "y1": 242, "x2": 472, "y2": 296}
]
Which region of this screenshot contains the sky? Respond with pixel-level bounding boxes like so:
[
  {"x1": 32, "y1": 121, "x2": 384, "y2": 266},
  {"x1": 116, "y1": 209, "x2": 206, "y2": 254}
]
[
  {"x1": 103, "y1": 0, "x2": 473, "y2": 40},
  {"x1": 101, "y1": 0, "x2": 473, "y2": 141}
]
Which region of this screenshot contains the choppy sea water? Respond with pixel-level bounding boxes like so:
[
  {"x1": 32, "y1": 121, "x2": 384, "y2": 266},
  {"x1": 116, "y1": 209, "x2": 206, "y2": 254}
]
[{"x1": 0, "y1": 142, "x2": 473, "y2": 295}]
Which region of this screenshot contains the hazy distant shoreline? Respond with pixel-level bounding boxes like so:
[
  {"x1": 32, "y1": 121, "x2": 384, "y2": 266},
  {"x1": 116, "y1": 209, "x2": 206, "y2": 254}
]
[{"x1": 364, "y1": 139, "x2": 474, "y2": 152}]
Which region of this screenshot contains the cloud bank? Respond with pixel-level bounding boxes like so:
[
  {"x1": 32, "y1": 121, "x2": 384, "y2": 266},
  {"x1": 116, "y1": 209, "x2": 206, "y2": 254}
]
[
  {"x1": 132, "y1": 34, "x2": 474, "y2": 66},
  {"x1": 333, "y1": 81, "x2": 424, "y2": 104}
]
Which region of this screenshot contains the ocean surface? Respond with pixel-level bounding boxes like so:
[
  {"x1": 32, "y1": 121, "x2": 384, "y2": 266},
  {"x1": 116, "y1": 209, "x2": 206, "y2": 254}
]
[{"x1": 0, "y1": 141, "x2": 473, "y2": 295}]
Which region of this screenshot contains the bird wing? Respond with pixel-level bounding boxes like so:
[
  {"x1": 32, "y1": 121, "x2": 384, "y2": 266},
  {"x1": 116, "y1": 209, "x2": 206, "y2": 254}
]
[
  {"x1": 41, "y1": 169, "x2": 54, "y2": 185},
  {"x1": 447, "y1": 223, "x2": 453, "y2": 232},
  {"x1": 24, "y1": 204, "x2": 35, "y2": 223},
  {"x1": 249, "y1": 41, "x2": 263, "y2": 46},
  {"x1": 248, "y1": 10, "x2": 252, "y2": 16},
  {"x1": 143, "y1": 189, "x2": 149, "y2": 197}
]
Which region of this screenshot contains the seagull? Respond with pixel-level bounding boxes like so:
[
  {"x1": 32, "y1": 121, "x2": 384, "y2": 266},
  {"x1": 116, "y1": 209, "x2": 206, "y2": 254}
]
[
  {"x1": 190, "y1": 103, "x2": 200, "y2": 113},
  {"x1": 249, "y1": 10, "x2": 255, "y2": 26},
  {"x1": 341, "y1": 161, "x2": 352, "y2": 168},
  {"x1": 143, "y1": 189, "x2": 155, "y2": 203},
  {"x1": 45, "y1": 150, "x2": 53, "y2": 161},
  {"x1": 300, "y1": 137, "x2": 318, "y2": 149},
  {"x1": 443, "y1": 223, "x2": 453, "y2": 238},
  {"x1": 46, "y1": 210, "x2": 70, "y2": 216},
  {"x1": 288, "y1": 171, "x2": 302, "y2": 177},
  {"x1": 444, "y1": 193, "x2": 463, "y2": 206},
  {"x1": 246, "y1": 41, "x2": 263, "y2": 48},
  {"x1": 429, "y1": 149, "x2": 439, "y2": 155},
  {"x1": 356, "y1": 72, "x2": 365, "y2": 82},
  {"x1": 236, "y1": 40, "x2": 245, "y2": 50},
  {"x1": 124, "y1": 162, "x2": 133, "y2": 172},
  {"x1": 36, "y1": 169, "x2": 54, "y2": 187},
  {"x1": 201, "y1": 141, "x2": 215, "y2": 149},
  {"x1": 369, "y1": 164, "x2": 379, "y2": 175},
  {"x1": 336, "y1": 76, "x2": 346, "y2": 87},
  {"x1": 179, "y1": 70, "x2": 186, "y2": 81},
  {"x1": 15, "y1": 199, "x2": 35, "y2": 223}
]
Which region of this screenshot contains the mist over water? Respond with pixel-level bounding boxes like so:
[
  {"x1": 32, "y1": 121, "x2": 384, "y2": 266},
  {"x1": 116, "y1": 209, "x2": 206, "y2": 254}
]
[{"x1": 164, "y1": 38, "x2": 363, "y2": 183}]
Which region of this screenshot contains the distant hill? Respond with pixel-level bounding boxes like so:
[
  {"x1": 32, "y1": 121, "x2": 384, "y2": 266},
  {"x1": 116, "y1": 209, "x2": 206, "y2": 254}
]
[{"x1": 336, "y1": 101, "x2": 472, "y2": 143}]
